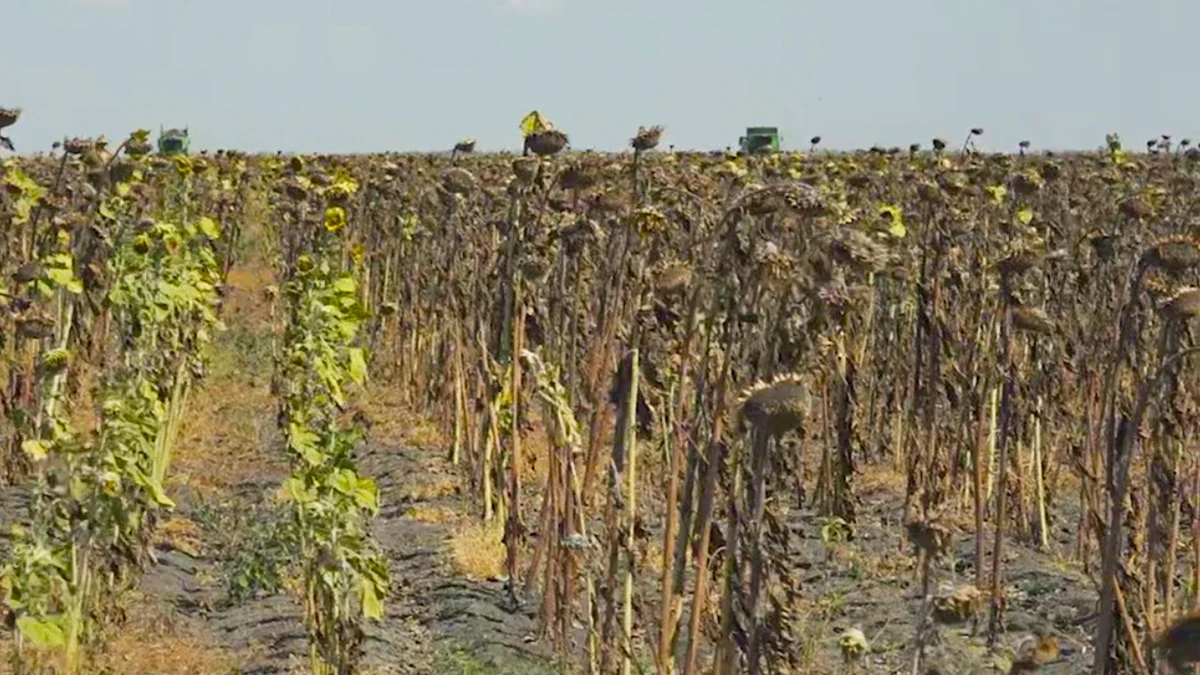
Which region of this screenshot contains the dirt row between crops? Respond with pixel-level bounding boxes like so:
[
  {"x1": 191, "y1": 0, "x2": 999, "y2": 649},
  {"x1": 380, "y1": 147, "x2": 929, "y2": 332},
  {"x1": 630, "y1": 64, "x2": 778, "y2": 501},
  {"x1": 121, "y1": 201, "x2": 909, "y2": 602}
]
[
  {"x1": 137, "y1": 439, "x2": 555, "y2": 675},
  {"x1": 773, "y1": 470, "x2": 1099, "y2": 674},
  {"x1": 144, "y1": 232, "x2": 556, "y2": 674},
  {"x1": 0, "y1": 236, "x2": 559, "y2": 673}
]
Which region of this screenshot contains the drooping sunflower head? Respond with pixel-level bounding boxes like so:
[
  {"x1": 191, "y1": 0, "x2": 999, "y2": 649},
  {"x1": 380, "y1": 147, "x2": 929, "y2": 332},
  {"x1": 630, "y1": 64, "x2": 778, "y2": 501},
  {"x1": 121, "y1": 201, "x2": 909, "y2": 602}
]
[
  {"x1": 1159, "y1": 286, "x2": 1200, "y2": 320},
  {"x1": 630, "y1": 125, "x2": 665, "y2": 152},
  {"x1": 1144, "y1": 236, "x2": 1200, "y2": 273},
  {"x1": 171, "y1": 154, "x2": 193, "y2": 177},
  {"x1": 737, "y1": 374, "x2": 807, "y2": 437}
]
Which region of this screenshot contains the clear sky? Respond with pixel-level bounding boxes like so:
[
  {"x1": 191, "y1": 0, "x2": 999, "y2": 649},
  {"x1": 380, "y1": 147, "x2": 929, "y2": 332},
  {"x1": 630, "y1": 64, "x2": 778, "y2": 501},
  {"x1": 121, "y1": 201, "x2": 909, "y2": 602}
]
[{"x1": 0, "y1": 0, "x2": 1196, "y2": 154}]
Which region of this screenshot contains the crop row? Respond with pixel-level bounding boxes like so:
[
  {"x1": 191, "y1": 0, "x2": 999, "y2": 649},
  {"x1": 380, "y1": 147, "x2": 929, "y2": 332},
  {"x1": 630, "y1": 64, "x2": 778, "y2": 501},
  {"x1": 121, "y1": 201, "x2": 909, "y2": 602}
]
[{"x1": 3, "y1": 119, "x2": 1200, "y2": 673}]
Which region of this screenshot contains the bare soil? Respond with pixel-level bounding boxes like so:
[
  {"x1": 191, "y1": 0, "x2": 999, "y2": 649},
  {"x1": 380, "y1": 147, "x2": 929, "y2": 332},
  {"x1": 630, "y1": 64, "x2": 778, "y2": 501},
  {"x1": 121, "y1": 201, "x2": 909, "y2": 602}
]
[{"x1": 137, "y1": 442, "x2": 556, "y2": 675}]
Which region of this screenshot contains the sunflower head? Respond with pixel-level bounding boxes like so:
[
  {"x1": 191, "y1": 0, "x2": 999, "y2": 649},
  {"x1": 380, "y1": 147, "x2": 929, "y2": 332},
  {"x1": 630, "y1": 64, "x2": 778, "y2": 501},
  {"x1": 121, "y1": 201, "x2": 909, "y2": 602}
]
[
  {"x1": 172, "y1": 154, "x2": 193, "y2": 177},
  {"x1": 324, "y1": 206, "x2": 348, "y2": 233},
  {"x1": 737, "y1": 374, "x2": 807, "y2": 437}
]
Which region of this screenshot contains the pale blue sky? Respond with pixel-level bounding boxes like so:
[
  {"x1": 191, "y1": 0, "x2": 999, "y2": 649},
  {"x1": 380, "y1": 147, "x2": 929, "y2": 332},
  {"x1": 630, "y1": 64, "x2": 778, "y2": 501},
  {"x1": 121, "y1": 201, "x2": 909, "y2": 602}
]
[{"x1": 0, "y1": 0, "x2": 1195, "y2": 154}]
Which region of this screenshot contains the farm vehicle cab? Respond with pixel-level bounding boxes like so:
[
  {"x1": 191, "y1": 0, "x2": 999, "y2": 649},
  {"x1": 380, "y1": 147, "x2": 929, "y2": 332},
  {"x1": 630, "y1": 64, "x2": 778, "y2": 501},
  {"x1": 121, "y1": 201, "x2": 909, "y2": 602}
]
[{"x1": 157, "y1": 127, "x2": 190, "y2": 156}]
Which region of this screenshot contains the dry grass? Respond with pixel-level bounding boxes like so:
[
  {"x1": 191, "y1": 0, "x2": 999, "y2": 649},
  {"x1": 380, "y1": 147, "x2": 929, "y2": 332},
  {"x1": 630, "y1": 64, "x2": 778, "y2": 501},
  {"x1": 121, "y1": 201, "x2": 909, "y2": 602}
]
[
  {"x1": 855, "y1": 461, "x2": 908, "y2": 497},
  {"x1": 358, "y1": 383, "x2": 447, "y2": 449},
  {"x1": 407, "y1": 504, "x2": 460, "y2": 525},
  {"x1": 170, "y1": 339, "x2": 281, "y2": 495},
  {"x1": 449, "y1": 520, "x2": 506, "y2": 580},
  {"x1": 92, "y1": 615, "x2": 242, "y2": 675},
  {"x1": 170, "y1": 253, "x2": 282, "y2": 496},
  {"x1": 151, "y1": 515, "x2": 205, "y2": 557},
  {"x1": 0, "y1": 594, "x2": 251, "y2": 674},
  {"x1": 222, "y1": 263, "x2": 276, "y2": 327},
  {"x1": 400, "y1": 473, "x2": 460, "y2": 503}
]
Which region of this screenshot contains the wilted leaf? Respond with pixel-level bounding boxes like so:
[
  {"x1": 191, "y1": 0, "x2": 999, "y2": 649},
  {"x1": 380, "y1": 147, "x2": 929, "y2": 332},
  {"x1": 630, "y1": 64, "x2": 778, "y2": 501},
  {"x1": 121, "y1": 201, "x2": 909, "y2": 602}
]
[
  {"x1": 16, "y1": 615, "x2": 66, "y2": 649},
  {"x1": 519, "y1": 110, "x2": 553, "y2": 136},
  {"x1": 348, "y1": 347, "x2": 368, "y2": 385},
  {"x1": 145, "y1": 477, "x2": 176, "y2": 508},
  {"x1": 355, "y1": 476, "x2": 379, "y2": 513},
  {"x1": 284, "y1": 476, "x2": 316, "y2": 504},
  {"x1": 360, "y1": 577, "x2": 384, "y2": 620},
  {"x1": 21, "y1": 440, "x2": 48, "y2": 461},
  {"x1": 45, "y1": 266, "x2": 81, "y2": 294},
  {"x1": 197, "y1": 217, "x2": 221, "y2": 240}
]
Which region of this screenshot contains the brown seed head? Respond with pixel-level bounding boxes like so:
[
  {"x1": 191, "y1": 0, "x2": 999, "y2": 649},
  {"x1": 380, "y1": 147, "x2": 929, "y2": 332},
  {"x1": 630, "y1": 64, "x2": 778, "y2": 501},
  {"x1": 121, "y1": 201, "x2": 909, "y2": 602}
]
[
  {"x1": 525, "y1": 129, "x2": 569, "y2": 157},
  {"x1": 0, "y1": 108, "x2": 22, "y2": 130},
  {"x1": 631, "y1": 125, "x2": 664, "y2": 152},
  {"x1": 1038, "y1": 163, "x2": 1061, "y2": 181},
  {"x1": 512, "y1": 156, "x2": 539, "y2": 183},
  {"x1": 1011, "y1": 307, "x2": 1055, "y2": 335},
  {"x1": 1145, "y1": 238, "x2": 1200, "y2": 272},
  {"x1": 829, "y1": 229, "x2": 896, "y2": 273},
  {"x1": 559, "y1": 218, "x2": 604, "y2": 252},
  {"x1": 587, "y1": 190, "x2": 625, "y2": 216},
  {"x1": 1088, "y1": 236, "x2": 1119, "y2": 264},
  {"x1": 739, "y1": 375, "x2": 807, "y2": 437},
  {"x1": 655, "y1": 263, "x2": 693, "y2": 297},
  {"x1": 13, "y1": 261, "x2": 42, "y2": 284},
  {"x1": 1160, "y1": 287, "x2": 1200, "y2": 319},
  {"x1": 916, "y1": 180, "x2": 943, "y2": 204},
  {"x1": 127, "y1": 139, "x2": 154, "y2": 157},
  {"x1": 996, "y1": 252, "x2": 1039, "y2": 278},
  {"x1": 1156, "y1": 613, "x2": 1200, "y2": 671},
  {"x1": 284, "y1": 179, "x2": 308, "y2": 202},
  {"x1": 1119, "y1": 196, "x2": 1150, "y2": 220},
  {"x1": 62, "y1": 137, "x2": 94, "y2": 156},
  {"x1": 1012, "y1": 172, "x2": 1042, "y2": 197},
  {"x1": 739, "y1": 185, "x2": 783, "y2": 216},
  {"x1": 936, "y1": 172, "x2": 968, "y2": 195},
  {"x1": 558, "y1": 161, "x2": 599, "y2": 191},
  {"x1": 441, "y1": 167, "x2": 477, "y2": 195},
  {"x1": 781, "y1": 182, "x2": 827, "y2": 216}
]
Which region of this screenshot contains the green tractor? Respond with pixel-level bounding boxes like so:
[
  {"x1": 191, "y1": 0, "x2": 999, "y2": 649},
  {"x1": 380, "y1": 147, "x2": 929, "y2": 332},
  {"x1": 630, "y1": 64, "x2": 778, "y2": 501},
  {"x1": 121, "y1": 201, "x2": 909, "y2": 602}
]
[
  {"x1": 157, "y1": 126, "x2": 190, "y2": 155},
  {"x1": 738, "y1": 126, "x2": 782, "y2": 154}
]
